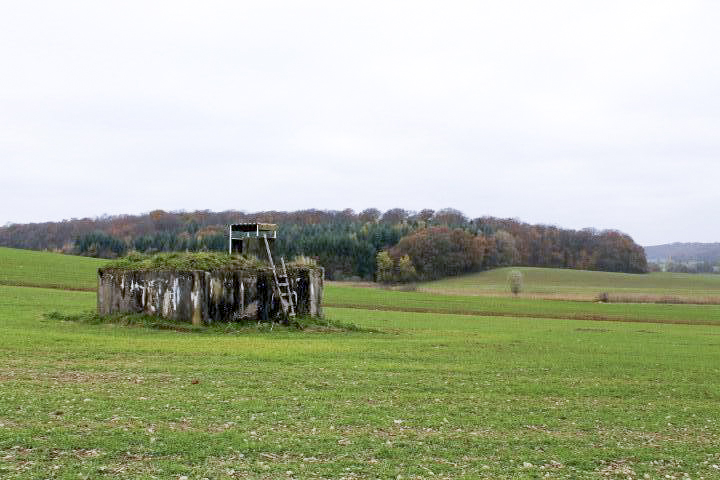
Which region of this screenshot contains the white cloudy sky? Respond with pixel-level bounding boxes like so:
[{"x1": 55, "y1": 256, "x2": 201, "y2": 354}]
[{"x1": 1, "y1": 1, "x2": 718, "y2": 245}]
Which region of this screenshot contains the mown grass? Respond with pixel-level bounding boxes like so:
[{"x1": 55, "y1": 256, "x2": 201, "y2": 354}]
[
  {"x1": 2, "y1": 284, "x2": 720, "y2": 478},
  {"x1": 325, "y1": 284, "x2": 720, "y2": 326},
  {"x1": 2, "y1": 248, "x2": 720, "y2": 477},
  {"x1": 0, "y1": 247, "x2": 107, "y2": 291},
  {"x1": 419, "y1": 266, "x2": 720, "y2": 301},
  {"x1": 43, "y1": 310, "x2": 375, "y2": 334}
]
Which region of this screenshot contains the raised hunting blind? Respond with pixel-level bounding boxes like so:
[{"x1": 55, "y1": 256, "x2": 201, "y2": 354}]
[
  {"x1": 228, "y1": 223, "x2": 296, "y2": 318},
  {"x1": 228, "y1": 223, "x2": 277, "y2": 255},
  {"x1": 97, "y1": 224, "x2": 323, "y2": 325}
]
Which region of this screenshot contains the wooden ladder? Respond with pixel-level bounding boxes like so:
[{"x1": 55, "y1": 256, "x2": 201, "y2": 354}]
[{"x1": 263, "y1": 235, "x2": 296, "y2": 319}]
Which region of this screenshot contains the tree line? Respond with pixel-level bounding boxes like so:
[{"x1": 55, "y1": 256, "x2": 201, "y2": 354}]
[{"x1": 0, "y1": 207, "x2": 648, "y2": 279}]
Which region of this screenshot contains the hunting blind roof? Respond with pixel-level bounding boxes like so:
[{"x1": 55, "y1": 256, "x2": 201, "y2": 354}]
[{"x1": 229, "y1": 223, "x2": 277, "y2": 239}]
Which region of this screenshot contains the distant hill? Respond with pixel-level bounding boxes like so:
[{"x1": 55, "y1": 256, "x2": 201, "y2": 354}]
[{"x1": 645, "y1": 243, "x2": 720, "y2": 263}]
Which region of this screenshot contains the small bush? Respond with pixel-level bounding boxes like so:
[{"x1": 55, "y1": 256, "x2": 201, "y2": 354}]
[
  {"x1": 596, "y1": 292, "x2": 610, "y2": 303},
  {"x1": 508, "y1": 270, "x2": 523, "y2": 295},
  {"x1": 393, "y1": 283, "x2": 418, "y2": 292}
]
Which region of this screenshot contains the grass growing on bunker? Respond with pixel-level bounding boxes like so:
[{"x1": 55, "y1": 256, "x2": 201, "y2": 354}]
[
  {"x1": 103, "y1": 252, "x2": 268, "y2": 271},
  {"x1": 102, "y1": 251, "x2": 324, "y2": 273}
]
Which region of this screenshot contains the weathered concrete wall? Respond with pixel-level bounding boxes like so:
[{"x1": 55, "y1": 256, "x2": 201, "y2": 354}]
[{"x1": 97, "y1": 267, "x2": 323, "y2": 325}]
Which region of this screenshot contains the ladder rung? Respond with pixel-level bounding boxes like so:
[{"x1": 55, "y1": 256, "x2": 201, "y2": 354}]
[{"x1": 278, "y1": 282, "x2": 288, "y2": 287}]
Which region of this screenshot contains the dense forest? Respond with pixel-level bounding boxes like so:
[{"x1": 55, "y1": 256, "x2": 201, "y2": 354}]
[{"x1": 0, "y1": 208, "x2": 649, "y2": 280}]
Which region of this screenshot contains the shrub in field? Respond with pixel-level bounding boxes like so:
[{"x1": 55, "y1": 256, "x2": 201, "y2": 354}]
[
  {"x1": 508, "y1": 270, "x2": 523, "y2": 295},
  {"x1": 596, "y1": 292, "x2": 610, "y2": 303}
]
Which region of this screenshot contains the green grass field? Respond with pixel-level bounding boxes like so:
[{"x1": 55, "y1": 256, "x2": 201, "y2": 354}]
[
  {"x1": 1, "y1": 248, "x2": 720, "y2": 478},
  {"x1": 0, "y1": 247, "x2": 107, "y2": 291},
  {"x1": 325, "y1": 284, "x2": 720, "y2": 326},
  {"x1": 419, "y1": 266, "x2": 720, "y2": 302}
]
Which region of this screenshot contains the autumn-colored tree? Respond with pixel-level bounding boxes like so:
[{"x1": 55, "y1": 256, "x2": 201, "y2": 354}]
[
  {"x1": 493, "y1": 230, "x2": 519, "y2": 266},
  {"x1": 432, "y1": 208, "x2": 468, "y2": 227},
  {"x1": 416, "y1": 209, "x2": 435, "y2": 223},
  {"x1": 380, "y1": 208, "x2": 409, "y2": 225},
  {"x1": 358, "y1": 208, "x2": 381, "y2": 223},
  {"x1": 395, "y1": 255, "x2": 418, "y2": 283},
  {"x1": 592, "y1": 230, "x2": 648, "y2": 273},
  {"x1": 391, "y1": 227, "x2": 486, "y2": 280},
  {"x1": 376, "y1": 250, "x2": 395, "y2": 283}
]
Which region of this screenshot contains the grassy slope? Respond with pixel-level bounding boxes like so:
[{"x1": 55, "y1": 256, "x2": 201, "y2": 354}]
[
  {"x1": 0, "y1": 247, "x2": 107, "y2": 291},
  {"x1": 324, "y1": 284, "x2": 720, "y2": 326},
  {"x1": 419, "y1": 266, "x2": 720, "y2": 300},
  {"x1": 1, "y1": 285, "x2": 720, "y2": 478}
]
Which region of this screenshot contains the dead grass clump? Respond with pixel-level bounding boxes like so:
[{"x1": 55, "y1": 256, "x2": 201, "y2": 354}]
[
  {"x1": 287, "y1": 255, "x2": 318, "y2": 267},
  {"x1": 602, "y1": 293, "x2": 720, "y2": 305}
]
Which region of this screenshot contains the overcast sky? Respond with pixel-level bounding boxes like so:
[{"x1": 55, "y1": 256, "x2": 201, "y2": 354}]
[{"x1": 1, "y1": 1, "x2": 718, "y2": 245}]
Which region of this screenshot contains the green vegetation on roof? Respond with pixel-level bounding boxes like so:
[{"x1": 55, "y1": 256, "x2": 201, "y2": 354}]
[
  {"x1": 101, "y1": 252, "x2": 265, "y2": 271},
  {"x1": 101, "y1": 251, "x2": 320, "y2": 272}
]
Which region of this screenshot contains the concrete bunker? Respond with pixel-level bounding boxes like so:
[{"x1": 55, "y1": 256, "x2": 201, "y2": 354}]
[{"x1": 97, "y1": 224, "x2": 323, "y2": 325}]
